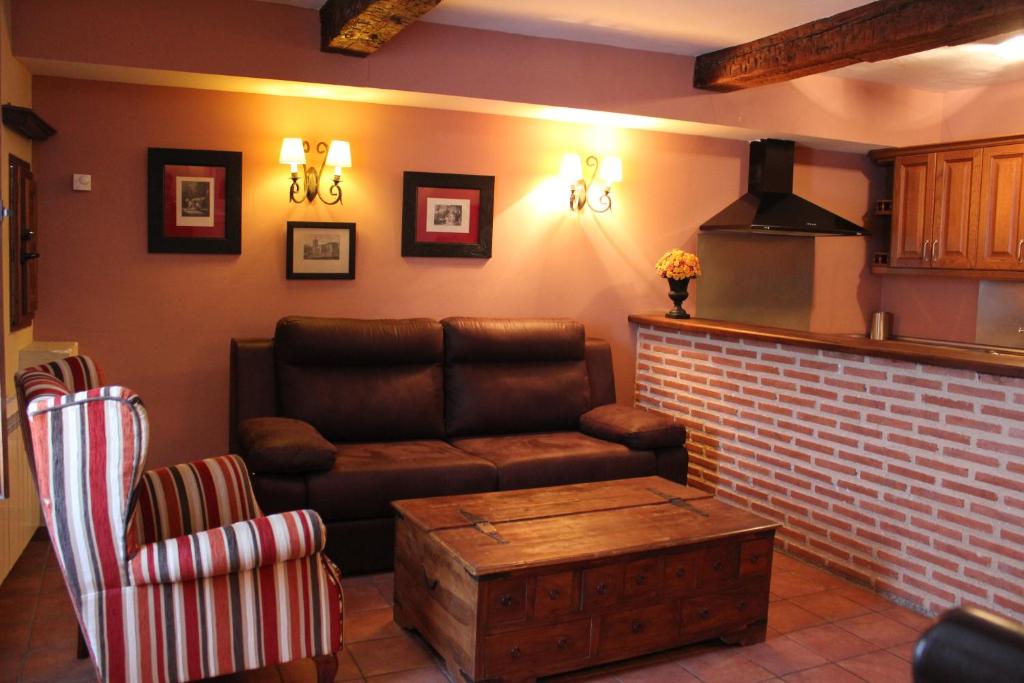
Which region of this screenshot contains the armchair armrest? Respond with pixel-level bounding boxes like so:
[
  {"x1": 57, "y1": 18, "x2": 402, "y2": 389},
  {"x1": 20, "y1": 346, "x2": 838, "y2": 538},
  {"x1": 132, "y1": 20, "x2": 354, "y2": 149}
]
[
  {"x1": 239, "y1": 417, "x2": 337, "y2": 474},
  {"x1": 914, "y1": 607, "x2": 1024, "y2": 683},
  {"x1": 579, "y1": 405, "x2": 685, "y2": 450},
  {"x1": 134, "y1": 454, "x2": 261, "y2": 544},
  {"x1": 130, "y1": 509, "x2": 326, "y2": 587}
]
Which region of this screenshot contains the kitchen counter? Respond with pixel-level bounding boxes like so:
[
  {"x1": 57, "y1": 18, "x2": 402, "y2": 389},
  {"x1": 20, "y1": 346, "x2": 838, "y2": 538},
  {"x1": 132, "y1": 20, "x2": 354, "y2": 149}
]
[{"x1": 628, "y1": 314, "x2": 1024, "y2": 379}]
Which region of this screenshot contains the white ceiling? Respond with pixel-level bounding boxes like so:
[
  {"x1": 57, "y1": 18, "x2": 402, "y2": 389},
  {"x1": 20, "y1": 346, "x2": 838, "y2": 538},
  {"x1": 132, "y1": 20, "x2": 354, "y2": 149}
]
[{"x1": 260, "y1": 0, "x2": 1024, "y2": 92}]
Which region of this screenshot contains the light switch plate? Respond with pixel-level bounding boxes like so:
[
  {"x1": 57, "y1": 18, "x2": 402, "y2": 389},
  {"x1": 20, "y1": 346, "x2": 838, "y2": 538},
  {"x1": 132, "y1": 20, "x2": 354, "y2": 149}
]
[{"x1": 72, "y1": 174, "x2": 92, "y2": 191}]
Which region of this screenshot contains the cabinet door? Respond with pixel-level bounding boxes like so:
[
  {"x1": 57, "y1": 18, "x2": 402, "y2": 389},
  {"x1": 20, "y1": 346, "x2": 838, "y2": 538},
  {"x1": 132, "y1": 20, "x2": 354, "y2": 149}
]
[
  {"x1": 891, "y1": 154, "x2": 934, "y2": 267},
  {"x1": 931, "y1": 149, "x2": 981, "y2": 269},
  {"x1": 977, "y1": 144, "x2": 1024, "y2": 271}
]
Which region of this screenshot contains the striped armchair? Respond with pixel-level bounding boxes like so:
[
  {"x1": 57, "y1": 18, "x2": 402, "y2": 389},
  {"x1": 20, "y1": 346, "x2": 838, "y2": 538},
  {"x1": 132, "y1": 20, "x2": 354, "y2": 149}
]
[{"x1": 16, "y1": 357, "x2": 343, "y2": 683}]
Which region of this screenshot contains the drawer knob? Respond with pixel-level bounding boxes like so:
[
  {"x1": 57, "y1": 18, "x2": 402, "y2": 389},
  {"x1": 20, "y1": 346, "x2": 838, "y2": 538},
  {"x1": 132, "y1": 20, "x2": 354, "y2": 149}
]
[
  {"x1": 749, "y1": 555, "x2": 761, "y2": 564},
  {"x1": 713, "y1": 561, "x2": 724, "y2": 572},
  {"x1": 631, "y1": 620, "x2": 645, "y2": 634},
  {"x1": 499, "y1": 595, "x2": 514, "y2": 608},
  {"x1": 510, "y1": 646, "x2": 522, "y2": 659},
  {"x1": 635, "y1": 574, "x2": 647, "y2": 585},
  {"x1": 699, "y1": 609, "x2": 711, "y2": 621},
  {"x1": 596, "y1": 582, "x2": 608, "y2": 595},
  {"x1": 675, "y1": 567, "x2": 686, "y2": 578},
  {"x1": 548, "y1": 588, "x2": 560, "y2": 600},
  {"x1": 557, "y1": 637, "x2": 569, "y2": 650},
  {"x1": 738, "y1": 600, "x2": 748, "y2": 611}
]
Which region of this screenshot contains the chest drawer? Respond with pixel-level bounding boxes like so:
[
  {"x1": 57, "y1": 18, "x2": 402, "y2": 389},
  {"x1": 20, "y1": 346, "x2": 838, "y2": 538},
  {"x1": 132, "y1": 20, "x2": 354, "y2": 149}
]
[
  {"x1": 624, "y1": 558, "x2": 662, "y2": 600},
  {"x1": 534, "y1": 571, "x2": 578, "y2": 619},
  {"x1": 699, "y1": 543, "x2": 739, "y2": 590},
  {"x1": 597, "y1": 603, "x2": 677, "y2": 657},
  {"x1": 740, "y1": 538, "x2": 773, "y2": 578},
  {"x1": 582, "y1": 564, "x2": 623, "y2": 611},
  {"x1": 483, "y1": 618, "x2": 592, "y2": 678},
  {"x1": 681, "y1": 584, "x2": 769, "y2": 638},
  {"x1": 663, "y1": 550, "x2": 699, "y2": 595},
  {"x1": 483, "y1": 577, "x2": 528, "y2": 625}
]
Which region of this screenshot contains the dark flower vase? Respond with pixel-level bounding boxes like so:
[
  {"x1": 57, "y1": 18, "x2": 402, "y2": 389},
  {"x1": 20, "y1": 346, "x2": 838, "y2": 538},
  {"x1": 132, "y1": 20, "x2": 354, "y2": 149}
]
[{"x1": 665, "y1": 278, "x2": 691, "y2": 319}]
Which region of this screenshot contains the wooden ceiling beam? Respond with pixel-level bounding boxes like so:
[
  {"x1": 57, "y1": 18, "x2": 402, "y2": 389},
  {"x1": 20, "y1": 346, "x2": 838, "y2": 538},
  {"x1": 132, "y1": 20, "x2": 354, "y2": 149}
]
[
  {"x1": 320, "y1": 0, "x2": 441, "y2": 57},
  {"x1": 693, "y1": 0, "x2": 1024, "y2": 92}
]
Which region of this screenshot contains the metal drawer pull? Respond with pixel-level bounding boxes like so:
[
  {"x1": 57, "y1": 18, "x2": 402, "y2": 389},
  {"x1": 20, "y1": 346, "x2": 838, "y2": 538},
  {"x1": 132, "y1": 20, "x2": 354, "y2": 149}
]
[
  {"x1": 631, "y1": 620, "x2": 645, "y2": 634},
  {"x1": 699, "y1": 609, "x2": 711, "y2": 620},
  {"x1": 675, "y1": 567, "x2": 686, "y2": 578},
  {"x1": 499, "y1": 594, "x2": 514, "y2": 608},
  {"x1": 713, "y1": 561, "x2": 724, "y2": 572},
  {"x1": 1018, "y1": 239, "x2": 1023, "y2": 262},
  {"x1": 932, "y1": 240, "x2": 939, "y2": 261},
  {"x1": 923, "y1": 240, "x2": 930, "y2": 261},
  {"x1": 510, "y1": 646, "x2": 521, "y2": 659},
  {"x1": 748, "y1": 555, "x2": 760, "y2": 564},
  {"x1": 738, "y1": 600, "x2": 748, "y2": 611},
  {"x1": 635, "y1": 574, "x2": 647, "y2": 585},
  {"x1": 548, "y1": 588, "x2": 560, "y2": 600},
  {"x1": 557, "y1": 637, "x2": 569, "y2": 650},
  {"x1": 596, "y1": 582, "x2": 608, "y2": 595}
]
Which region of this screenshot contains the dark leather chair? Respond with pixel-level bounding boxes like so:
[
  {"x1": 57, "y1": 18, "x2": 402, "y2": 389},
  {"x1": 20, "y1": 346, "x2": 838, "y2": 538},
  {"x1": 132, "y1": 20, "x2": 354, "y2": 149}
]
[{"x1": 913, "y1": 607, "x2": 1024, "y2": 683}]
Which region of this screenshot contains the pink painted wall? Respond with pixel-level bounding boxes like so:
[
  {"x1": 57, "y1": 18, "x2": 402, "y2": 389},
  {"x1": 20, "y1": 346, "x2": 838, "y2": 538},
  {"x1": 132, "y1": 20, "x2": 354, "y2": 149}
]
[
  {"x1": 31, "y1": 77, "x2": 878, "y2": 469},
  {"x1": 10, "y1": 0, "x2": 945, "y2": 148}
]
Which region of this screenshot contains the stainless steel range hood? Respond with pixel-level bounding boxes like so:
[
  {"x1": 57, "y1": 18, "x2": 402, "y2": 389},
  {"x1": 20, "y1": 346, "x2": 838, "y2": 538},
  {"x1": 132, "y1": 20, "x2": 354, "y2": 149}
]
[{"x1": 701, "y1": 139, "x2": 867, "y2": 237}]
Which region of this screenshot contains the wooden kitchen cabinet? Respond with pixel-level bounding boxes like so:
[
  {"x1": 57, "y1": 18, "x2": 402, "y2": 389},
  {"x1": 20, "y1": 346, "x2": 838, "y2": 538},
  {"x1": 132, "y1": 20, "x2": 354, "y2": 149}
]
[
  {"x1": 871, "y1": 134, "x2": 1024, "y2": 279},
  {"x1": 890, "y1": 154, "x2": 933, "y2": 267},
  {"x1": 976, "y1": 143, "x2": 1024, "y2": 271}
]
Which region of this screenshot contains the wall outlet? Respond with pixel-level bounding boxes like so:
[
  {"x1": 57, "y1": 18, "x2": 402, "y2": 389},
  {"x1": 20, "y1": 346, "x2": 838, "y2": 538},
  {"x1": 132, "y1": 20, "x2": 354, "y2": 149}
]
[{"x1": 72, "y1": 174, "x2": 92, "y2": 191}]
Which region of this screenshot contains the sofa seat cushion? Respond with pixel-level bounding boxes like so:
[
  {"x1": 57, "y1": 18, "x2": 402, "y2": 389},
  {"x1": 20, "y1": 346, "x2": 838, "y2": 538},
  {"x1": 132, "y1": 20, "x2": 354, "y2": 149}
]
[
  {"x1": 579, "y1": 405, "x2": 686, "y2": 450},
  {"x1": 307, "y1": 440, "x2": 497, "y2": 521},
  {"x1": 450, "y1": 432, "x2": 656, "y2": 490}
]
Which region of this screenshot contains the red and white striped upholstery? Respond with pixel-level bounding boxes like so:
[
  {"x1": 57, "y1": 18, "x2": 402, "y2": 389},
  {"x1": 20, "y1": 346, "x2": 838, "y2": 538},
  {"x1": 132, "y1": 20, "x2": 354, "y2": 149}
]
[{"x1": 17, "y1": 357, "x2": 343, "y2": 683}]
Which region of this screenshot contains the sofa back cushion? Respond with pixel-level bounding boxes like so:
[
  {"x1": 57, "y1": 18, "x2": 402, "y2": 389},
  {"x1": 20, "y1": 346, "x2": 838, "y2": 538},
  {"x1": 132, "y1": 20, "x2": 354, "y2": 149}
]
[
  {"x1": 275, "y1": 316, "x2": 445, "y2": 442},
  {"x1": 443, "y1": 317, "x2": 591, "y2": 437}
]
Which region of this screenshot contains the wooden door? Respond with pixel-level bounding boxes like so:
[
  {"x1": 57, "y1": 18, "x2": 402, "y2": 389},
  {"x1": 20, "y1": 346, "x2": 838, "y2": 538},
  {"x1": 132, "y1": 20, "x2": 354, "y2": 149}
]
[
  {"x1": 8, "y1": 156, "x2": 37, "y2": 330},
  {"x1": 890, "y1": 154, "x2": 934, "y2": 268},
  {"x1": 977, "y1": 143, "x2": 1024, "y2": 271},
  {"x1": 931, "y1": 148, "x2": 981, "y2": 269}
]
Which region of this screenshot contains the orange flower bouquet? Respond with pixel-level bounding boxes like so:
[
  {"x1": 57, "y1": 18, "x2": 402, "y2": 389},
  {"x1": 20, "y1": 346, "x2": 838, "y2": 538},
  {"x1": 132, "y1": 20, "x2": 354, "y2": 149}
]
[
  {"x1": 655, "y1": 248, "x2": 701, "y2": 280},
  {"x1": 655, "y1": 248, "x2": 700, "y2": 319}
]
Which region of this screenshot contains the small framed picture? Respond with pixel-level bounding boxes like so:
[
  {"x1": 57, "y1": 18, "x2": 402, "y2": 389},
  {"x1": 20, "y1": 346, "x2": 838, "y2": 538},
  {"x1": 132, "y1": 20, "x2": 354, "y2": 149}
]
[
  {"x1": 286, "y1": 221, "x2": 356, "y2": 280},
  {"x1": 401, "y1": 171, "x2": 494, "y2": 258},
  {"x1": 147, "y1": 148, "x2": 242, "y2": 254}
]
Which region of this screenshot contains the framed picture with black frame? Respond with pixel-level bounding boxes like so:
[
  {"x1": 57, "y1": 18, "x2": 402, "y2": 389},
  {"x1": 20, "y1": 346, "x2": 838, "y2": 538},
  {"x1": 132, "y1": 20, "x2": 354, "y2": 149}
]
[
  {"x1": 286, "y1": 221, "x2": 356, "y2": 280},
  {"x1": 401, "y1": 171, "x2": 494, "y2": 258},
  {"x1": 147, "y1": 147, "x2": 242, "y2": 254}
]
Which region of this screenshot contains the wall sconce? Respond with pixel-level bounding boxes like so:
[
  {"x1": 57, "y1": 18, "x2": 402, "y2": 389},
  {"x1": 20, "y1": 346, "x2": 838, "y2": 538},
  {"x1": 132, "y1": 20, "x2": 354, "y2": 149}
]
[
  {"x1": 560, "y1": 153, "x2": 622, "y2": 213},
  {"x1": 279, "y1": 138, "x2": 352, "y2": 205}
]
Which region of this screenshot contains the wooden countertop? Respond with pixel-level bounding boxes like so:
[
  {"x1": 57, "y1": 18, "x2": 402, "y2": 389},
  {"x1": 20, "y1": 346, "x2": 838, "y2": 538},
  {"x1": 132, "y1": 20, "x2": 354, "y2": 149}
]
[{"x1": 628, "y1": 314, "x2": 1024, "y2": 379}]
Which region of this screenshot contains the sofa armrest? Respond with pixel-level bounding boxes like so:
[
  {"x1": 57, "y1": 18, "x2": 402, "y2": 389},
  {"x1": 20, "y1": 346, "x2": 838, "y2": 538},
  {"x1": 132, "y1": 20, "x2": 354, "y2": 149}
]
[
  {"x1": 129, "y1": 509, "x2": 326, "y2": 586},
  {"x1": 239, "y1": 417, "x2": 336, "y2": 474},
  {"x1": 579, "y1": 405, "x2": 685, "y2": 450}
]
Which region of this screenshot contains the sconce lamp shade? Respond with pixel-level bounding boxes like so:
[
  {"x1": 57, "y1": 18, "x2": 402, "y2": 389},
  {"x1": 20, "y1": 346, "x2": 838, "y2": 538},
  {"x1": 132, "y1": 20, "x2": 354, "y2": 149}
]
[
  {"x1": 325, "y1": 140, "x2": 352, "y2": 170},
  {"x1": 560, "y1": 153, "x2": 584, "y2": 183},
  {"x1": 279, "y1": 137, "x2": 306, "y2": 168},
  {"x1": 600, "y1": 156, "x2": 623, "y2": 184}
]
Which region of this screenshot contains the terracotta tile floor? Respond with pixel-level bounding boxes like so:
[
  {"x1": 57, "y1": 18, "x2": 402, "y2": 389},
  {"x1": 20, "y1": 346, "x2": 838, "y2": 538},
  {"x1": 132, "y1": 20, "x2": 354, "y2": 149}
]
[{"x1": 0, "y1": 539, "x2": 933, "y2": 682}]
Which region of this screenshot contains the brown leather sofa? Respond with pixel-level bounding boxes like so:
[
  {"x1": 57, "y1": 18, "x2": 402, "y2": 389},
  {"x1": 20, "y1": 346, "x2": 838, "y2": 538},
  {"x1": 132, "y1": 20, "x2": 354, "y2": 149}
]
[{"x1": 230, "y1": 316, "x2": 687, "y2": 574}]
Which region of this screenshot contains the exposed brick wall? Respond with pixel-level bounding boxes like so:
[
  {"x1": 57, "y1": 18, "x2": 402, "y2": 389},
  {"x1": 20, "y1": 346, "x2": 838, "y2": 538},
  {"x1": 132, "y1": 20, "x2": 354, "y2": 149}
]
[{"x1": 634, "y1": 324, "x2": 1024, "y2": 620}]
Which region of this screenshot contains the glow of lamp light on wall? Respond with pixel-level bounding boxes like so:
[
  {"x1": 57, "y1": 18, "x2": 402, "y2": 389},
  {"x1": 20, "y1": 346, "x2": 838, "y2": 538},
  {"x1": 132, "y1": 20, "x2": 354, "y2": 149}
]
[
  {"x1": 560, "y1": 153, "x2": 622, "y2": 213},
  {"x1": 279, "y1": 137, "x2": 352, "y2": 204}
]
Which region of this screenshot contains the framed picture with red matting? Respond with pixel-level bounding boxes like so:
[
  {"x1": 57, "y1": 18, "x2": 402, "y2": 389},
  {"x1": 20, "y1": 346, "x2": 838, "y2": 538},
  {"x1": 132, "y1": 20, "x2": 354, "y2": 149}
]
[
  {"x1": 147, "y1": 147, "x2": 242, "y2": 254},
  {"x1": 401, "y1": 171, "x2": 494, "y2": 258}
]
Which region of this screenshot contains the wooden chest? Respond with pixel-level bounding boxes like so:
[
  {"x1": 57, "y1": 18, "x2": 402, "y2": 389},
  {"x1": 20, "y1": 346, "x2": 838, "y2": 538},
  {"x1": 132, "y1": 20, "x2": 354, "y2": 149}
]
[{"x1": 392, "y1": 477, "x2": 778, "y2": 682}]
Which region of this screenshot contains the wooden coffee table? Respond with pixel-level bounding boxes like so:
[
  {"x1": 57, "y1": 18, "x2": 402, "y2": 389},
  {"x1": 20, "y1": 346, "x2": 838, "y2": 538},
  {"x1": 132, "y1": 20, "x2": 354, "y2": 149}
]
[{"x1": 392, "y1": 476, "x2": 778, "y2": 682}]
